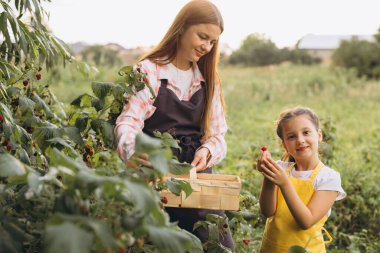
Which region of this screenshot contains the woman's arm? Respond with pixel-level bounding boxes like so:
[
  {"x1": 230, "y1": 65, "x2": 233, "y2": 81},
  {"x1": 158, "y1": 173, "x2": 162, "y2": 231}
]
[
  {"x1": 262, "y1": 158, "x2": 338, "y2": 229},
  {"x1": 114, "y1": 62, "x2": 158, "y2": 161}
]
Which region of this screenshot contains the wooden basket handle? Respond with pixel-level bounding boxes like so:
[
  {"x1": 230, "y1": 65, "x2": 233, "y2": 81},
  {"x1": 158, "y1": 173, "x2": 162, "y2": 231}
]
[{"x1": 189, "y1": 166, "x2": 197, "y2": 180}]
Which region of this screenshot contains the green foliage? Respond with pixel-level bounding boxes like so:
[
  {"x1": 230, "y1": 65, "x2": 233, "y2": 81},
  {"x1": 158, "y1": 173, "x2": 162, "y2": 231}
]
[
  {"x1": 229, "y1": 34, "x2": 280, "y2": 66},
  {"x1": 0, "y1": 0, "x2": 71, "y2": 76},
  {"x1": 228, "y1": 34, "x2": 319, "y2": 66},
  {"x1": 81, "y1": 45, "x2": 123, "y2": 67},
  {"x1": 332, "y1": 33, "x2": 380, "y2": 79},
  {"x1": 0, "y1": 62, "x2": 205, "y2": 252}
]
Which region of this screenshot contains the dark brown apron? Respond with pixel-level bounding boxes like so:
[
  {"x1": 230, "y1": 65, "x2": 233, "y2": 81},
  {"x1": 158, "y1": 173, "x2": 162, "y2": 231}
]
[{"x1": 143, "y1": 79, "x2": 235, "y2": 251}]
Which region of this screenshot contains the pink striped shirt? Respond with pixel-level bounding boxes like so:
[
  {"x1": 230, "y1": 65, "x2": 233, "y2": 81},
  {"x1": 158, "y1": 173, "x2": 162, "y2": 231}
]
[{"x1": 114, "y1": 59, "x2": 227, "y2": 167}]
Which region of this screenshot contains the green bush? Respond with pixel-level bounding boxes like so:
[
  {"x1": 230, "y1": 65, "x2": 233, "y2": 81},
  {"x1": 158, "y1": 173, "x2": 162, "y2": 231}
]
[{"x1": 332, "y1": 32, "x2": 380, "y2": 79}]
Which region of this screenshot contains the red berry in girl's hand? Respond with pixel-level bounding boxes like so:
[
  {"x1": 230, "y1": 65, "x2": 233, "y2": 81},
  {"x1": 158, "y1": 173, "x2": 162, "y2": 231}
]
[
  {"x1": 161, "y1": 197, "x2": 168, "y2": 204},
  {"x1": 261, "y1": 147, "x2": 267, "y2": 151},
  {"x1": 23, "y1": 80, "x2": 29, "y2": 86},
  {"x1": 242, "y1": 239, "x2": 250, "y2": 245},
  {"x1": 38, "y1": 66, "x2": 42, "y2": 71},
  {"x1": 36, "y1": 73, "x2": 42, "y2": 80}
]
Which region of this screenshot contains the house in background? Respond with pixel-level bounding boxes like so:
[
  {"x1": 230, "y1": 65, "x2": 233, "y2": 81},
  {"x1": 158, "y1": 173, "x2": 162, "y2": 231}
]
[{"x1": 297, "y1": 34, "x2": 375, "y2": 65}]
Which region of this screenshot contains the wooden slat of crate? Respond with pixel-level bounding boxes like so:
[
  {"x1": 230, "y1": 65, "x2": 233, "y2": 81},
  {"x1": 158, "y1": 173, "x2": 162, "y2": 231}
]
[
  {"x1": 161, "y1": 173, "x2": 241, "y2": 210},
  {"x1": 220, "y1": 195, "x2": 240, "y2": 210}
]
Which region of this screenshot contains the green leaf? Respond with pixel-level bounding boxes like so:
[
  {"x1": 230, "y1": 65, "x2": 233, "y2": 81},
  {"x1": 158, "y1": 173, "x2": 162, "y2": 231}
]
[
  {"x1": 0, "y1": 102, "x2": 15, "y2": 123},
  {"x1": 118, "y1": 65, "x2": 133, "y2": 76},
  {"x1": 91, "y1": 82, "x2": 114, "y2": 99},
  {"x1": 45, "y1": 222, "x2": 93, "y2": 253},
  {"x1": 169, "y1": 159, "x2": 193, "y2": 175},
  {"x1": 90, "y1": 119, "x2": 115, "y2": 148},
  {"x1": 135, "y1": 133, "x2": 162, "y2": 154},
  {"x1": 70, "y1": 93, "x2": 94, "y2": 108},
  {"x1": 166, "y1": 179, "x2": 181, "y2": 196},
  {"x1": 33, "y1": 126, "x2": 62, "y2": 151},
  {"x1": 167, "y1": 178, "x2": 193, "y2": 198},
  {"x1": 18, "y1": 148, "x2": 31, "y2": 165},
  {"x1": 19, "y1": 96, "x2": 35, "y2": 115},
  {"x1": 149, "y1": 150, "x2": 169, "y2": 175},
  {"x1": 31, "y1": 93, "x2": 54, "y2": 119},
  {"x1": 91, "y1": 97, "x2": 104, "y2": 111},
  {"x1": 0, "y1": 153, "x2": 26, "y2": 177},
  {"x1": 64, "y1": 126, "x2": 84, "y2": 147},
  {"x1": 147, "y1": 226, "x2": 203, "y2": 253}
]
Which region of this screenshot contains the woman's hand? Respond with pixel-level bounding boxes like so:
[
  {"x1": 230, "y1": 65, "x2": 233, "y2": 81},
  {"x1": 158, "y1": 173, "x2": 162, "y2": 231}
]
[
  {"x1": 260, "y1": 156, "x2": 289, "y2": 187},
  {"x1": 192, "y1": 147, "x2": 210, "y2": 172}
]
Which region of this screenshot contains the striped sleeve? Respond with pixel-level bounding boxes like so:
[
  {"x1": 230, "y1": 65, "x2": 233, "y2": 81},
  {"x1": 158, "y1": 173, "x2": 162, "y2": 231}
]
[{"x1": 114, "y1": 61, "x2": 158, "y2": 160}]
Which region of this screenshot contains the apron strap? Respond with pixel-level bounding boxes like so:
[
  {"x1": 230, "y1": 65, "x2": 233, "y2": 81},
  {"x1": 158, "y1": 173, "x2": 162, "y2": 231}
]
[
  {"x1": 321, "y1": 227, "x2": 333, "y2": 244},
  {"x1": 160, "y1": 79, "x2": 168, "y2": 88},
  {"x1": 285, "y1": 161, "x2": 324, "y2": 181},
  {"x1": 309, "y1": 161, "x2": 324, "y2": 181}
]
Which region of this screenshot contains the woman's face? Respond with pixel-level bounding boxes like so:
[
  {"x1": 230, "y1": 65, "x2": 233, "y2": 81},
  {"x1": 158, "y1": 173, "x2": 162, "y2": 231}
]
[{"x1": 176, "y1": 23, "x2": 221, "y2": 67}]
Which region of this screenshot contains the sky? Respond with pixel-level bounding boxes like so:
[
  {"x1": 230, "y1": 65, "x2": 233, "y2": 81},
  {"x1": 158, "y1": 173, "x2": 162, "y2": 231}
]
[{"x1": 44, "y1": 0, "x2": 380, "y2": 50}]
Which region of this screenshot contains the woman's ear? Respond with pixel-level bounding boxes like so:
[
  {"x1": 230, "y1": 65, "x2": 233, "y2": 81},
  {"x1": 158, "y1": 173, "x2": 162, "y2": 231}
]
[{"x1": 318, "y1": 129, "x2": 323, "y2": 143}]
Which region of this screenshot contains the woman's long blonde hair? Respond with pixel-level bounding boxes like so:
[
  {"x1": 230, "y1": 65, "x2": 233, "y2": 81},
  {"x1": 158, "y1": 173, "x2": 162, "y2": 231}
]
[{"x1": 139, "y1": 0, "x2": 225, "y2": 137}]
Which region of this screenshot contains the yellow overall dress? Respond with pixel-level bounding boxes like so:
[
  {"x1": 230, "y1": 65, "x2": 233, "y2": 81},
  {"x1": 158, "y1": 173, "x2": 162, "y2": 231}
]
[{"x1": 260, "y1": 162, "x2": 332, "y2": 253}]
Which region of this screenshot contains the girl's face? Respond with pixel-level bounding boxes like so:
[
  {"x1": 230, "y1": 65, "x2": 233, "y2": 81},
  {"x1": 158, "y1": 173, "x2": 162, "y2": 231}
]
[
  {"x1": 176, "y1": 23, "x2": 221, "y2": 68},
  {"x1": 281, "y1": 115, "x2": 322, "y2": 165}
]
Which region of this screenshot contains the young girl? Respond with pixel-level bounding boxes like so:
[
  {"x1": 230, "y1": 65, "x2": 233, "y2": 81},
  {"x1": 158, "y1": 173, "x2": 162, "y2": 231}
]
[{"x1": 257, "y1": 107, "x2": 346, "y2": 253}]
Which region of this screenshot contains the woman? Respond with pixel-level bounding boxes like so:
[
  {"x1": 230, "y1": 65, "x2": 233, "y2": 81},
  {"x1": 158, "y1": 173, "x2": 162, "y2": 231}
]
[{"x1": 114, "y1": 0, "x2": 234, "y2": 251}]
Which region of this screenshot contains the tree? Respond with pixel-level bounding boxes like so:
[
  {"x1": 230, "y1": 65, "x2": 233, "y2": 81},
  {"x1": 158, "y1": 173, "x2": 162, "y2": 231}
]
[
  {"x1": 332, "y1": 36, "x2": 380, "y2": 79},
  {"x1": 228, "y1": 33, "x2": 281, "y2": 66},
  {"x1": 0, "y1": 0, "x2": 71, "y2": 78}
]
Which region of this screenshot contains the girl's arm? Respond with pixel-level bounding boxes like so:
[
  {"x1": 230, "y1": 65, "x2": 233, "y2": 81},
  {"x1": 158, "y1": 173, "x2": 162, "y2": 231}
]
[
  {"x1": 258, "y1": 150, "x2": 277, "y2": 217},
  {"x1": 261, "y1": 158, "x2": 338, "y2": 229},
  {"x1": 259, "y1": 177, "x2": 278, "y2": 217}
]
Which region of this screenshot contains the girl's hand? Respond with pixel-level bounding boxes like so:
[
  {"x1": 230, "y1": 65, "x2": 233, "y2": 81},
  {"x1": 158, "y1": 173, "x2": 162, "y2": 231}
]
[
  {"x1": 260, "y1": 156, "x2": 289, "y2": 187},
  {"x1": 192, "y1": 147, "x2": 210, "y2": 172},
  {"x1": 257, "y1": 147, "x2": 271, "y2": 172}
]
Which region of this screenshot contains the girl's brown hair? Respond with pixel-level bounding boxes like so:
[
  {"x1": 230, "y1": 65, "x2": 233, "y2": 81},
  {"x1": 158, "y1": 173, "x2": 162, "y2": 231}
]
[
  {"x1": 276, "y1": 107, "x2": 320, "y2": 162},
  {"x1": 139, "y1": 0, "x2": 225, "y2": 137}
]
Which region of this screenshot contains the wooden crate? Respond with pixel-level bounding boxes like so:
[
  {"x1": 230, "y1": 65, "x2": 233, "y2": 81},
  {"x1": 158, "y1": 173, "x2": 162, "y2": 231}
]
[{"x1": 160, "y1": 169, "x2": 241, "y2": 210}]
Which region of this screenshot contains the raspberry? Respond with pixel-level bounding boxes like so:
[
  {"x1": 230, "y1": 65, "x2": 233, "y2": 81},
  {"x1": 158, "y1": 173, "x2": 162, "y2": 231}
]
[
  {"x1": 36, "y1": 73, "x2": 42, "y2": 80},
  {"x1": 23, "y1": 80, "x2": 29, "y2": 86},
  {"x1": 261, "y1": 146, "x2": 267, "y2": 151},
  {"x1": 161, "y1": 197, "x2": 168, "y2": 204},
  {"x1": 242, "y1": 239, "x2": 250, "y2": 245},
  {"x1": 38, "y1": 66, "x2": 42, "y2": 72},
  {"x1": 0, "y1": 114, "x2": 3, "y2": 121}
]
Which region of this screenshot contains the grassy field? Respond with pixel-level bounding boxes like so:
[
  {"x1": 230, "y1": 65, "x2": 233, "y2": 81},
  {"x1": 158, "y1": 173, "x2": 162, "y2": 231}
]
[{"x1": 50, "y1": 63, "x2": 380, "y2": 252}]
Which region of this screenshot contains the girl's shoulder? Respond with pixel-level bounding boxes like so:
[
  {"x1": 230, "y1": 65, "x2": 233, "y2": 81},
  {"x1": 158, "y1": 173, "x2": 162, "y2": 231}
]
[
  {"x1": 318, "y1": 165, "x2": 342, "y2": 180},
  {"x1": 316, "y1": 165, "x2": 346, "y2": 200}
]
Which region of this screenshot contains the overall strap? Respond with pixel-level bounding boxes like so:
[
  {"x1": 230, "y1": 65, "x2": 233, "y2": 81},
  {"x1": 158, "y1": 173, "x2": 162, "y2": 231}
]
[
  {"x1": 285, "y1": 163, "x2": 295, "y2": 175},
  {"x1": 160, "y1": 79, "x2": 168, "y2": 88},
  {"x1": 309, "y1": 161, "x2": 324, "y2": 181}
]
